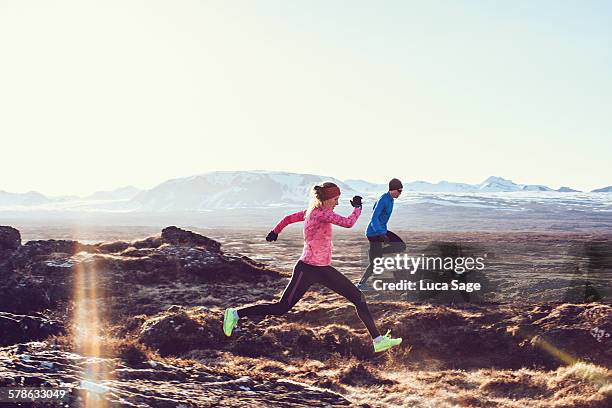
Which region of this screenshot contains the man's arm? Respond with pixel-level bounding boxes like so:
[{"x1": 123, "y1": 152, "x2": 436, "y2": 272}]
[{"x1": 368, "y1": 196, "x2": 388, "y2": 235}]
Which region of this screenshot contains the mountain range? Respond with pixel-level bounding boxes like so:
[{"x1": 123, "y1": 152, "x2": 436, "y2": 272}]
[
  {"x1": 0, "y1": 171, "x2": 610, "y2": 212},
  {"x1": 345, "y1": 176, "x2": 591, "y2": 193}
]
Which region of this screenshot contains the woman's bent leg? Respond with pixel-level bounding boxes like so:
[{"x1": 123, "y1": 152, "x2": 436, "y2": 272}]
[{"x1": 238, "y1": 261, "x2": 311, "y2": 317}]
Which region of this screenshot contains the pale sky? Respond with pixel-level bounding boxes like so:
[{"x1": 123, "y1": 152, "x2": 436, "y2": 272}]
[{"x1": 1, "y1": 0, "x2": 610, "y2": 196}]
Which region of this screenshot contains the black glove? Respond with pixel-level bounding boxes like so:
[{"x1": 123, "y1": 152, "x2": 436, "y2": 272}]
[
  {"x1": 266, "y1": 230, "x2": 278, "y2": 242},
  {"x1": 350, "y1": 195, "x2": 363, "y2": 208}
]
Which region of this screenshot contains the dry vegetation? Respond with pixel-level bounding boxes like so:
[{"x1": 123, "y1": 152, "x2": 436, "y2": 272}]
[{"x1": 1, "y1": 226, "x2": 610, "y2": 407}]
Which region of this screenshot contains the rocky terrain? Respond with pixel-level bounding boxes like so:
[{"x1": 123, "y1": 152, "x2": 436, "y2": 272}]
[{"x1": 0, "y1": 225, "x2": 610, "y2": 407}]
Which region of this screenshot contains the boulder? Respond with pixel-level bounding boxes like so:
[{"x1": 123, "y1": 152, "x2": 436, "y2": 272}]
[
  {"x1": 131, "y1": 236, "x2": 163, "y2": 249},
  {"x1": 20, "y1": 239, "x2": 98, "y2": 256},
  {"x1": 0, "y1": 226, "x2": 21, "y2": 251},
  {"x1": 0, "y1": 226, "x2": 21, "y2": 268},
  {"x1": 0, "y1": 312, "x2": 65, "y2": 346},
  {"x1": 98, "y1": 241, "x2": 131, "y2": 253},
  {"x1": 161, "y1": 226, "x2": 221, "y2": 252},
  {"x1": 138, "y1": 309, "x2": 225, "y2": 356}
]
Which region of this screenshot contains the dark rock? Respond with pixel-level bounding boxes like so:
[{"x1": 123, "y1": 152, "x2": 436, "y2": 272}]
[
  {"x1": 98, "y1": 241, "x2": 130, "y2": 253},
  {"x1": 112, "y1": 243, "x2": 277, "y2": 283},
  {"x1": 0, "y1": 226, "x2": 21, "y2": 268},
  {"x1": 161, "y1": 226, "x2": 221, "y2": 252},
  {"x1": 0, "y1": 276, "x2": 56, "y2": 314},
  {"x1": 0, "y1": 342, "x2": 352, "y2": 407},
  {"x1": 138, "y1": 309, "x2": 225, "y2": 356},
  {"x1": 20, "y1": 239, "x2": 98, "y2": 256},
  {"x1": 7, "y1": 240, "x2": 99, "y2": 276},
  {"x1": 338, "y1": 363, "x2": 396, "y2": 386},
  {"x1": 0, "y1": 227, "x2": 281, "y2": 315},
  {"x1": 0, "y1": 312, "x2": 64, "y2": 346},
  {"x1": 166, "y1": 305, "x2": 184, "y2": 313},
  {"x1": 517, "y1": 303, "x2": 612, "y2": 367},
  {"x1": 120, "y1": 247, "x2": 157, "y2": 257},
  {"x1": 0, "y1": 226, "x2": 21, "y2": 251},
  {"x1": 132, "y1": 236, "x2": 163, "y2": 249}
]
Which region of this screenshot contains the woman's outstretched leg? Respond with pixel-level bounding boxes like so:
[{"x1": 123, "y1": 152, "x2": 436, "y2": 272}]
[
  {"x1": 315, "y1": 265, "x2": 402, "y2": 352},
  {"x1": 223, "y1": 261, "x2": 311, "y2": 336},
  {"x1": 315, "y1": 265, "x2": 381, "y2": 338}
]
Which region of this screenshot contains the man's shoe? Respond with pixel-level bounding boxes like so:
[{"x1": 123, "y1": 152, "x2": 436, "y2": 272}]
[
  {"x1": 223, "y1": 308, "x2": 239, "y2": 337},
  {"x1": 356, "y1": 282, "x2": 373, "y2": 291},
  {"x1": 374, "y1": 330, "x2": 402, "y2": 352}
]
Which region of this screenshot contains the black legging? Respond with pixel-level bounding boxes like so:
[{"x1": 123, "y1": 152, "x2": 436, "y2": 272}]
[
  {"x1": 359, "y1": 231, "x2": 407, "y2": 284},
  {"x1": 238, "y1": 260, "x2": 381, "y2": 339}
]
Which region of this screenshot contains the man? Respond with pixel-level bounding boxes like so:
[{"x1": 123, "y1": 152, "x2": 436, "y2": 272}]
[{"x1": 356, "y1": 178, "x2": 407, "y2": 290}]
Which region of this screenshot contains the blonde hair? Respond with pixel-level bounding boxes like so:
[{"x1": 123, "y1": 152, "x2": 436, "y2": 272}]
[{"x1": 305, "y1": 182, "x2": 338, "y2": 217}]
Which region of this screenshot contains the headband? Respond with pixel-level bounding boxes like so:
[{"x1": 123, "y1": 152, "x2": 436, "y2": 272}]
[{"x1": 321, "y1": 186, "x2": 341, "y2": 200}]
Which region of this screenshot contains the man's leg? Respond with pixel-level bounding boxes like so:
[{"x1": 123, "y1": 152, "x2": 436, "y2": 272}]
[
  {"x1": 380, "y1": 231, "x2": 407, "y2": 255},
  {"x1": 358, "y1": 239, "x2": 383, "y2": 285}
]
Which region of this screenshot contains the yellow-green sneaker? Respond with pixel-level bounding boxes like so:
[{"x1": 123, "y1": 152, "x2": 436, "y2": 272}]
[
  {"x1": 223, "y1": 307, "x2": 239, "y2": 337},
  {"x1": 373, "y1": 330, "x2": 402, "y2": 352}
]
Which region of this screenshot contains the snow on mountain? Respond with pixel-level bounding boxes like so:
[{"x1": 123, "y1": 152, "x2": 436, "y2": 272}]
[
  {"x1": 520, "y1": 184, "x2": 554, "y2": 192},
  {"x1": 478, "y1": 176, "x2": 521, "y2": 192},
  {"x1": 343, "y1": 179, "x2": 386, "y2": 193},
  {"x1": 86, "y1": 186, "x2": 142, "y2": 201},
  {"x1": 477, "y1": 176, "x2": 554, "y2": 192},
  {"x1": 557, "y1": 187, "x2": 581, "y2": 193},
  {"x1": 347, "y1": 179, "x2": 478, "y2": 193},
  {"x1": 592, "y1": 186, "x2": 612, "y2": 193},
  {"x1": 0, "y1": 190, "x2": 51, "y2": 206},
  {"x1": 406, "y1": 180, "x2": 476, "y2": 193},
  {"x1": 131, "y1": 171, "x2": 360, "y2": 211},
  {"x1": 1, "y1": 172, "x2": 607, "y2": 214},
  {"x1": 346, "y1": 176, "x2": 559, "y2": 193}
]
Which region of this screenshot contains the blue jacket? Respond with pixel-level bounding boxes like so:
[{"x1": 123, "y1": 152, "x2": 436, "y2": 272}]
[{"x1": 366, "y1": 192, "x2": 394, "y2": 237}]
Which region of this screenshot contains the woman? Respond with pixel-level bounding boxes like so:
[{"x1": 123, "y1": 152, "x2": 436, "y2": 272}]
[{"x1": 223, "y1": 182, "x2": 402, "y2": 353}]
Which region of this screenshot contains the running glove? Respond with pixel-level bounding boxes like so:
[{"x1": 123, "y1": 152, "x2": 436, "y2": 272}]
[
  {"x1": 350, "y1": 195, "x2": 363, "y2": 208},
  {"x1": 266, "y1": 230, "x2": 278, "y2": 242}
]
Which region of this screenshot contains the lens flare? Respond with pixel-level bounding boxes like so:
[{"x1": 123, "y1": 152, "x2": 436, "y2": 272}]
[{"x1": 72, "y1": 251, "x2": 112, "y2": 408}]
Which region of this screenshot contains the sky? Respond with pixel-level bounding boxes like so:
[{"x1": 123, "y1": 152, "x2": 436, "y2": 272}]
[{"x1": 1, "y1": 0, "x2": 610, "y2": 196}]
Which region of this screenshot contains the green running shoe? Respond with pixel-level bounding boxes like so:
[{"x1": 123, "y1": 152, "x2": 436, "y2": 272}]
[
  {"x1": 223, "y1": 307, "x2": 238, "y2": 337},
  {"x1": 374, "y1": 330, "x2": 402, "y2": 352}
]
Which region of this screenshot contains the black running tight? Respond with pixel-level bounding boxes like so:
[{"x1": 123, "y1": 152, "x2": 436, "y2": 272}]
[
  {"x1": 359, "y1": 230, "x2": 407, "y2": 284},
  {"x1": 238, "y1": 260, "x2": 381, "y2": 338}
]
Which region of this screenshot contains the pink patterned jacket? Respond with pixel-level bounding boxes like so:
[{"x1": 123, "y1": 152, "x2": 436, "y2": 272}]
[{"x1": 273, "y1": 207, "x2": 362, "y2": 266}]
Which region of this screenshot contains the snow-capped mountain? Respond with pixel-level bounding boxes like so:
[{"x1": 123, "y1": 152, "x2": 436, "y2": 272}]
[
  {"x1": 1, "y1": 172, "x2": 610, "y2": 213},
  {"x1": 85, "y1": 186, "x2": 142, "y2": 201},
  {"x1": 131, "y1": 171, "x2": 360, "y2": 211},
  {"x1": 0, "y1": 190, "x2": 51, "y2": 206},
  {"x1": 476, "y1": 176, "x2": 553, "y2": 192},
  {"x1": 407, "y1": 180, "x2": 476, "y2": 193},
  {"x1": 347, "y1": 176, "x2": 558, "y2": 194},
  {"x1": 592, "y1": 186, "x2": 612, "y2": 193},
  {"x1": 557, "y1": 187, "x2": 580, "y2": 193},
  {"x1": 346, "y1": 179, "x2": 482, "y2": 193},
  {"x1": 477, "y1": 176, "x2": 521, "y2": 192},
  {"x1": 344, "y1": 179, "x2": 386, "y2": 192}
]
